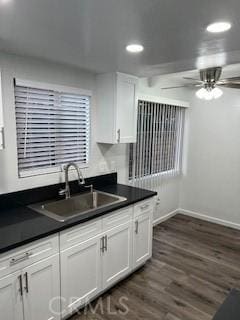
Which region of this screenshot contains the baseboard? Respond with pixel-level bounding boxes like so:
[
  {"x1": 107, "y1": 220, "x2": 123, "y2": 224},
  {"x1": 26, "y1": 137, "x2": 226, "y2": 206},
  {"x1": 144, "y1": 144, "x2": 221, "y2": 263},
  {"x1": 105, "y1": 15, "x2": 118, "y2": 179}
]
[
  {"x1": 178, "y1": 208, "x2": 240, "y2": 230},
  {"x1": 153, "y1": 209, "x2": 178, "y2": 226}
]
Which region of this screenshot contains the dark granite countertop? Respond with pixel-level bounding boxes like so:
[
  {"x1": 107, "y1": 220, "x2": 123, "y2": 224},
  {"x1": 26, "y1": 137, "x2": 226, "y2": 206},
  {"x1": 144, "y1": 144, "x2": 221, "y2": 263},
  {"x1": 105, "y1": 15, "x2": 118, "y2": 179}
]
[{"x1": 0, "y1": 177, "x2": 156, "y2": 254}]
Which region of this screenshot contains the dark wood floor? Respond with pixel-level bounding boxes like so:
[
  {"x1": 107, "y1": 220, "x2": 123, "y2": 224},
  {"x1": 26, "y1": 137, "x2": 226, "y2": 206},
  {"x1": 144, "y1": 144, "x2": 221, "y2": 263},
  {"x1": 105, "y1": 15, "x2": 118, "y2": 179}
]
[{"x1": 71, "y1": 214, "x2": 240, "y2": 320}]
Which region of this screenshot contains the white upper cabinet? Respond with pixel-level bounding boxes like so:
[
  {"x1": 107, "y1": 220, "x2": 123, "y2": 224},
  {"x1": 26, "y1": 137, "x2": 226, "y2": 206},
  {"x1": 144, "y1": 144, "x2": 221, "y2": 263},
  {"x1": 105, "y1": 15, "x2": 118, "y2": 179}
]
[{"x1": 96, "y1": 72, "x2": 138, "y2": 144}]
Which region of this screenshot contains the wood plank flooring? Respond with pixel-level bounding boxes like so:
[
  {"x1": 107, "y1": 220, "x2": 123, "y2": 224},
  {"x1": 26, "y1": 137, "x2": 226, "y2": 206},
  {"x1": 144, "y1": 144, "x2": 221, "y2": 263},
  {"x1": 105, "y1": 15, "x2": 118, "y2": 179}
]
[{"x1": 70, "y1": 214, "x2": 240, "y2": 320}]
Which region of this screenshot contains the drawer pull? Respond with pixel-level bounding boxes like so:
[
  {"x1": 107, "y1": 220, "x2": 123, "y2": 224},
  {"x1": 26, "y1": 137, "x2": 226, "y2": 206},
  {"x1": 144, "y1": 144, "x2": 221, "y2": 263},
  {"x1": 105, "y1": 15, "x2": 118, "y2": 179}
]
[
  {"x1": 140, "y1": 204, "x2": 149, "y2": 210},
  {"x1": 10, "y1": 252, "x2": 33, "y2": 266}
]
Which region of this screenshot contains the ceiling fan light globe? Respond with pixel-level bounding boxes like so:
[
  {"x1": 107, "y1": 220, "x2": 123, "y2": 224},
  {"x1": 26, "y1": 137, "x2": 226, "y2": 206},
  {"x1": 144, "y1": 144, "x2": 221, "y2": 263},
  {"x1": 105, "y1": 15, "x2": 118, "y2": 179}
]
[
  {"x1": 196, "y1": 88, "x2": 206, "y2": 99},
  {"x1": 212, "y1": 87, "x2": 223, "y2": 99},
  {"x1": 204, "y1": 91, "x2": 214, "y2": 100}
]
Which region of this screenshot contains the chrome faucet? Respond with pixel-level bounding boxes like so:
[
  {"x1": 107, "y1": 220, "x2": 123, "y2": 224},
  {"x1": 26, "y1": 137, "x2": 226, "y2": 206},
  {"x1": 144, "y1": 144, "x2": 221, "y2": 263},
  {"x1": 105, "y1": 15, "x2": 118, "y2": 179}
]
[{"x1": 59, "y1": 162, "x2": 85, "y2": 199}]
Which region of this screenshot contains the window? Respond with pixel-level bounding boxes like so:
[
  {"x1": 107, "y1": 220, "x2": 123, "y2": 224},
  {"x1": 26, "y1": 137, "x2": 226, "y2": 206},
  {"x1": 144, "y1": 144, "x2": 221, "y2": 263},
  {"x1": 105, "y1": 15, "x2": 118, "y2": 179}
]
[
  {"x1": 14, "y1": 79, "x2": 91, "y2": 177},
  {"x1": 129, "y1": 100, "x2": 185, "y2": 181}
]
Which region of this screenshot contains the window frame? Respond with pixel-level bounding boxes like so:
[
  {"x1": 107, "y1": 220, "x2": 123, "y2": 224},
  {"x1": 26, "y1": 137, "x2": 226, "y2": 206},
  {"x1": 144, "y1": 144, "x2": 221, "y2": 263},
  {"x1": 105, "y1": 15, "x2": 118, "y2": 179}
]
[
  {"x1": 14, "y1": 78, "x2": 92, "y2": 178},
  {"x1": 129, "y1": 94, "x2": 188, "y2": 182}
]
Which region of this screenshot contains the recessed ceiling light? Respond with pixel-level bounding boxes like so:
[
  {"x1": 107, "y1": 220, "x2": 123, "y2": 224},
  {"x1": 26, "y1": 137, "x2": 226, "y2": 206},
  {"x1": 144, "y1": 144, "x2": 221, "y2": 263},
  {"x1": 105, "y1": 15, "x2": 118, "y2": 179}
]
[
  {"x1": 206, "y1": 22, "x2": 231, "y2": 33},
  {"x1": 126, "y1": 44, "x2": 144, "y2": 53}
]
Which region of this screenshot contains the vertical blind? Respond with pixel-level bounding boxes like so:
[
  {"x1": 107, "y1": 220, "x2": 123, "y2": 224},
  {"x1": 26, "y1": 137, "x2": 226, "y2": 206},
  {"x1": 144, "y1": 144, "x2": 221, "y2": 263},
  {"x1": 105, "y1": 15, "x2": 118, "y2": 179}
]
[
  {"x1": 15, "y1": 80, "x2": 90, "y2": 177},
  {"x1": 129, "y1": 100, "x2": 185, "y2": 189}
]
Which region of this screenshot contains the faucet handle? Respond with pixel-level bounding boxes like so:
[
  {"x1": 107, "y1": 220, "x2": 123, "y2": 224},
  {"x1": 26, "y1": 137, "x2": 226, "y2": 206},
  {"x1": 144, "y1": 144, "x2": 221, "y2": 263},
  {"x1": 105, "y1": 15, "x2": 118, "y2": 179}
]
[{"x1": 59, "y1": 188, "x2": 67, "y2": 196}]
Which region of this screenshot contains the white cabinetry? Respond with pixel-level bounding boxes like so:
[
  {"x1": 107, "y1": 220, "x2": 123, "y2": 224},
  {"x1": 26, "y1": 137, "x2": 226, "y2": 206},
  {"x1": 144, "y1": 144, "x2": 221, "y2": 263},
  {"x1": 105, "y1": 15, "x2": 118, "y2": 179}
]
[
  {"x1": 22, "y1": 255, "x2": 60, "y2": 320},
  {"x1": 60, "y1": 202, "x2": 153, "y2": 318},
  {"x1": 0, "y1": 198, "x2": 154, "y2": 320},
  {"x1": 102, "y1": 221, "x2": 132, "y2": 289},
  {"x1": 133, "y1": 200, "x2": 153, "y2": 269},
  {"x1": 96, "y1": 72, "x2": 138, "y2": 144},
  {"x1": 60, "y1": 235, "x2": 102, "y2": 318},
  {"x1": 0, "y1": 271, "x2": 23, "y2": 320},
  {"x1": 0, "y1": 235, "x2": 60, "y2": 320}
]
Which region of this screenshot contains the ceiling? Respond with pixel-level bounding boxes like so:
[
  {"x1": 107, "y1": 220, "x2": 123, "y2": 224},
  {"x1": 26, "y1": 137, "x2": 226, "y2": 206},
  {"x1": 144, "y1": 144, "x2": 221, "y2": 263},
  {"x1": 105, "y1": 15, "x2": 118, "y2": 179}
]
[{"x1": 1, "y1": 0, "x2": 240, "y2": 77}]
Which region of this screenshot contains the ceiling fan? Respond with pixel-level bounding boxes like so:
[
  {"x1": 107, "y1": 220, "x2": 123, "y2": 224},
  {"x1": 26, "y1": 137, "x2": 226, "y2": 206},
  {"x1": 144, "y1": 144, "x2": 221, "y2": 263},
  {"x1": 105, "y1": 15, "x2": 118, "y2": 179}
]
[{"x1": 161, "y1": 67, "x2": 240, "y2": 100}]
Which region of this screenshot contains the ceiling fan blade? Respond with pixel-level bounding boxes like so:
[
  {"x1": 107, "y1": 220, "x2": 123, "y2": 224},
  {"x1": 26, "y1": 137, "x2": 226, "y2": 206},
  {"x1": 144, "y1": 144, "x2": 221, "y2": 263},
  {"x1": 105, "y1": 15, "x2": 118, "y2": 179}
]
[
  {"x1": 161, "y1": 84, "x2": 200, "y2": 90},
  {"x1": 219, "y1": 76, "x2": 240, "y2": 83},
  {"x1": 218, "y1": 82, "x2": 240, "y2": 89},
  {"x1": 183, "y1": 77, "x2": 203, "y2": 83}
]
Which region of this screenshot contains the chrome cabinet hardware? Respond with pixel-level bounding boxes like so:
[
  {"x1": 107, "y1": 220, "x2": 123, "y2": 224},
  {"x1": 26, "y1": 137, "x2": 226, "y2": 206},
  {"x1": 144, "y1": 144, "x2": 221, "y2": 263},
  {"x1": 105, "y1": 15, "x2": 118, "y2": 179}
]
[
  {"x1": 100, "y1": 236, "x2": 105, "y2": 253},
  {"x1": 24, "y1": 272, "x2": 29, "y2": 293},
  {"x1": 117, "y1": 129, "x2": 120, "y2": 143},
  {"x1": 10, "y1": 252, "x2": 33, "y2": 266},
  {"x1": 135, "y1": 221, "x2": 139, "y2": 234},
  {"x1": 104, "y1": 235, "x2": 108, "y2": 251},
  {"x1": 101, "y1": 235, "x2": 108, "y2": 252},
  {"x1": 0, "y1": 127, "x2": 4, "y2": 149},
  {"x1": 18, "y1": 275, "x2": 23, "y2": 296},
  {"x1": 140, "y1": 204, "x2": 149, "y2": 210}
]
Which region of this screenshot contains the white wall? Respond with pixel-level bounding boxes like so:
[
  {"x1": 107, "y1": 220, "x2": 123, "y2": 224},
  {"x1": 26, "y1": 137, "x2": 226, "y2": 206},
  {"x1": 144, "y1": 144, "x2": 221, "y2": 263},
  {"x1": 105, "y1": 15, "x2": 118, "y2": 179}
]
[
  {"x1": 0, "y1": 53, "x2": 128, "y2": 194},
  {"x1": 180, "y1": 88, "x2": 240, "y2": 225}
]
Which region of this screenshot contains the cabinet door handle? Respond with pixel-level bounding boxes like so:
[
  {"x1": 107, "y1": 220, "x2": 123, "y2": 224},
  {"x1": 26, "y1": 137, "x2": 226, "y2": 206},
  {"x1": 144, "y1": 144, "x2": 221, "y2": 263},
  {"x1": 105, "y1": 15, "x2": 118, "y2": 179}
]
[
  {"x1": 100, "y1": 236, "x2": 104, "y2": 253},
  {"x1": 117, "y1": 129, "x2": 120, "y2": 143},
  {"x1": 18, "y1": 275, "x2": 23, "y2": 296},
  {"x1": 104, "y1": 235, "x2": 108, "y2": 251},
  {"x1": 24, "y1": 272, "x2": 29, "y2": 293},
  {"x1": 135, "y1": 221, "x2": 139, "y2": 234},
  {"x1": 0, "y1": 127, "x2": 4, "y2": 149}
]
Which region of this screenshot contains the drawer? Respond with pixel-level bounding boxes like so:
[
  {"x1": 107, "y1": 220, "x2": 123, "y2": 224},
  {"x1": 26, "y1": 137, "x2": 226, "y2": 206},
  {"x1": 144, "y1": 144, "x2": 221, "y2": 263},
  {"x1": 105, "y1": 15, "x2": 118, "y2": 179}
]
[
  {"x1": 60, "y1": 219, "x2": 102, "y2": 250},
  {"x1": 134, "y1": 199, "x2": 154, "y2": 217},
  {"x1": 0, "y1": 235, "x2": 59, "y2": 278},
  {"x1": 102, "y1": 206, "x2": 133, "y2": 231}
]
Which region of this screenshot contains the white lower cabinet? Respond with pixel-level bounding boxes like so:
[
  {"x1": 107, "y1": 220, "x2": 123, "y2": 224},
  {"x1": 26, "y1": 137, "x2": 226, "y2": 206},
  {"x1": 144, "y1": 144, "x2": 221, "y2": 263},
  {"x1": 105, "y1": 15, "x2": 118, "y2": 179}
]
[
  {"x1": 102, "y1": 221, "x2": 132, "y2": 289},
  {"x1": 60, "y1": 202, "x2": 153, "y2": 318},
  {"x1": 23, "y1": 254, "x2": 60, "y2": 320},
  {"x1": 60, "y1": 235, "x2": 102, "y2": 318},
  {"x1": 0, "y1": 271, "x2": 24, "y2": 320},
  {"x1": 0, "y1": 199, "x2": 154, "y2": 320},
  {"x1": 133, "y1": 212, "x2": 153, "y2": 269},
  {"x1": 0, "y1": 235, "x2": 60, "y2": 320}
]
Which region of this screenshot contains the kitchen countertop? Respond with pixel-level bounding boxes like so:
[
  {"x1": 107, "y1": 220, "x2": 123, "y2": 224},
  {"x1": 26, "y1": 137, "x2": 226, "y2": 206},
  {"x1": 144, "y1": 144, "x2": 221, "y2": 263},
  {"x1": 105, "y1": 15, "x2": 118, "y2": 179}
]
[{"x1": 0, "y1": 183, "x2": 157, "y2": 254}]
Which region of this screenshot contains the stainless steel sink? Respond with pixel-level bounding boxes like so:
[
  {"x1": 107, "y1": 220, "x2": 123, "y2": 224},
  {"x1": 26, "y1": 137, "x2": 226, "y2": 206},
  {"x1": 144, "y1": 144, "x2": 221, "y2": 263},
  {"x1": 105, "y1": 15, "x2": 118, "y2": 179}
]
[{"x1": 29, "y1": 190, "x2": 127, "y2": 222}]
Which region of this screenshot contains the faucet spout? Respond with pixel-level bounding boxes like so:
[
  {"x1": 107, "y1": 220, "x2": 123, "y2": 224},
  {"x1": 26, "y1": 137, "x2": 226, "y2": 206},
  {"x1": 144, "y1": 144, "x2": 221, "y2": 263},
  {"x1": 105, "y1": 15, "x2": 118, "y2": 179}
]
[{"x1": 59, "y1": 162, "x2": 85, "y2": 199}]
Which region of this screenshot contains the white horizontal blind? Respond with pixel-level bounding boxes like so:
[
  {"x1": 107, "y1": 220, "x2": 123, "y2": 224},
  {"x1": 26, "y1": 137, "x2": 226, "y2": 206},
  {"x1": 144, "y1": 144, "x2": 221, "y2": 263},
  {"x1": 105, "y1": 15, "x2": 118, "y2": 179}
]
[
  {"x1": 15, "y1": 81, "x2": 90, "y2": 177},
  {"x1": 129, "y1": 100, "x2": 185, "y2": 189}
]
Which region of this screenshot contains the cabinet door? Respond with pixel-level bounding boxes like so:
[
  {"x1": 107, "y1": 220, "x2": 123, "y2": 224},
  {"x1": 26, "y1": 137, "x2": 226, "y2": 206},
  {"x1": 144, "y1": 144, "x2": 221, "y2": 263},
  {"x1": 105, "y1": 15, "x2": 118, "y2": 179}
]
[
  {"x1": 60, "y1": 235, "x2": 101, "y2": 318},
  {"x1": 0, "y1": 271, "x2": 24, "y2": 320},
  {"x1": 102, "y1": 221, "x2": 132, "y2": 289},
  {"x1": 116, "y1": 74, "x2": 137, "y2": 143},
  {"x1": 23, "y1": 254, "x2": 60, "y2": 320},
  {"x1": 133, "y1": 212, "x2": 153, "y2": 269}
]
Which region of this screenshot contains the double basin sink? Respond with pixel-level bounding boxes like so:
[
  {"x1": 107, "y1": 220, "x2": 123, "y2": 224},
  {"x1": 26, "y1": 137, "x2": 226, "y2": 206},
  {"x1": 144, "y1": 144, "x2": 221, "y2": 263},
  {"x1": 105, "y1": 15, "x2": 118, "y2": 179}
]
[{"x1": 29, "y1": 190, "x2": 127, "y2": 222}]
